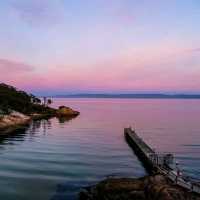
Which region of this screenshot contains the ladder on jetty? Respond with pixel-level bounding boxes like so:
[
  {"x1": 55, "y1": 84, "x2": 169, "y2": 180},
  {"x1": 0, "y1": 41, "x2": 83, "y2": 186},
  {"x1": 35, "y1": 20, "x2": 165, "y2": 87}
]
[{"x1": 124, "y1": 127, "x2": 200, "y2": 195}]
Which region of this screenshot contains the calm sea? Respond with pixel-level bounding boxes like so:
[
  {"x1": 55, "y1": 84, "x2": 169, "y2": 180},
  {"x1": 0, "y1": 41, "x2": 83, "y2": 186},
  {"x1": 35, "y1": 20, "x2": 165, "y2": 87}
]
[{"x1": 0, "y1": 98, "x2": 199, "y2": 200}]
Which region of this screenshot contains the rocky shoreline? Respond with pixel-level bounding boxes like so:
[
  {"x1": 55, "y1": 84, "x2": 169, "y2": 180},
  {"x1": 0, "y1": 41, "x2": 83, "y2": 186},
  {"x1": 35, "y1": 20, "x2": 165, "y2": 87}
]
[
  {"x1": 79, "y1": 174, "x2": 200, "y2": 200},
  {"x1": 0, "y1": 83, "x2": 80, "y2": 134},
  {"x1": 0, "y1": 106, "x2": 79, "y2": 134},
  {"x1": 0, "y1": 111, "x2": 31, "y2": 133}
]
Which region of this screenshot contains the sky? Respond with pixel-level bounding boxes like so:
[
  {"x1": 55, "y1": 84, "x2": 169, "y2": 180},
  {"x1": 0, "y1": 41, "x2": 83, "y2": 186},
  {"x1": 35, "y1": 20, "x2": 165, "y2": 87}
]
[{"x1": 0, "y1": 0, "x2": 200, "y2": 95}]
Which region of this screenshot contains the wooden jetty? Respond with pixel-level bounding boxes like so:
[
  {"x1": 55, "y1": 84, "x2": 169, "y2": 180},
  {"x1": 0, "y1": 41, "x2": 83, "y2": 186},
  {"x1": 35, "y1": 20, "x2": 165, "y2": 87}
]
[{"x1": 124, "y1": 127, "x2": 200, "y2": 195}]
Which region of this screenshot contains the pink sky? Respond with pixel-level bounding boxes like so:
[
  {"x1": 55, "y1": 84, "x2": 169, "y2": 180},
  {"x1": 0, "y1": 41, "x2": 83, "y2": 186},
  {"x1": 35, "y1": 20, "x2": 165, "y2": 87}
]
[{"x1": 0, "y1": 0, "x2": 200, "y2": 95}]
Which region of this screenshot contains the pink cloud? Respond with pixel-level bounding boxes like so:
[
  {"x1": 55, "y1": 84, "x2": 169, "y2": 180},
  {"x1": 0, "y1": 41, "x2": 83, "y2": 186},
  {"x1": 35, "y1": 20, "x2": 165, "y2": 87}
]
[
  {"x1": 0, "y1": 58, "x2": 33, "y2": 73},
  {"x1": 1, "y1": 43, "x2": 200, "y2": 94},
  {"x1": 0, "y1": 58, "x2": 35, "y2": 91},
  {"x1": 29, "y1": 44, "x2": 199, "y2": 93},
  {"x1": 192, "y1": 48, "x2": 200, "y2": 52}
]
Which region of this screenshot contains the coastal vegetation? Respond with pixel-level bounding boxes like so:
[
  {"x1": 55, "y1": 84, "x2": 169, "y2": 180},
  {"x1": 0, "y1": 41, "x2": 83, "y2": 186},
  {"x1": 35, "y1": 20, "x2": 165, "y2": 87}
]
[
  {"x1": 0, "y1": 83, "x2": 55, "y2": 115},
  {"x1": 0, "y1": 83, "x2": 79, "y2": 132}
]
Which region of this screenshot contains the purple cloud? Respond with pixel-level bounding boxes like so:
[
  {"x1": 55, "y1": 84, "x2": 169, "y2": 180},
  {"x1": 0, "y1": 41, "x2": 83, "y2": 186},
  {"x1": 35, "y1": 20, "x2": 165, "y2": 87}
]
[
  {"x1": 0, "y1": 58, "x2": 34, "y2": 73},
  {"x1": 10, "y1": 0, "x2": 64, "y2": 27},
  {"x1": 190, "y1": 48, "x2": 200, "y2": 53},
  {"x1": 192, "y1": 48, "x2": 200, "y2": 52}
]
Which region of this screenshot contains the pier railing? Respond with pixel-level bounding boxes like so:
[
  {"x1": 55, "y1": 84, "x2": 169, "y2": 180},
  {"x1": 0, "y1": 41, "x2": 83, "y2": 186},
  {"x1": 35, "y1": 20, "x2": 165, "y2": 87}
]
[{"x1": 161, "y1": 167, "x2": 200, "y2": 194}]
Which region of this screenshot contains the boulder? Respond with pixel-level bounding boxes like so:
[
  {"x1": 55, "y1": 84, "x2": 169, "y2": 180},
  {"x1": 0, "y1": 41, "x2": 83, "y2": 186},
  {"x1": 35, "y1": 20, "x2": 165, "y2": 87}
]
[
  {"x1": 79, "y1": 174, "x2": 200, "y2": 200},
  {"x1": 0, "y1": 111, "x2": 31, "y2": 131},
  {"x1": 56, "y1": 106, "x2": 80, "y2": 117}
]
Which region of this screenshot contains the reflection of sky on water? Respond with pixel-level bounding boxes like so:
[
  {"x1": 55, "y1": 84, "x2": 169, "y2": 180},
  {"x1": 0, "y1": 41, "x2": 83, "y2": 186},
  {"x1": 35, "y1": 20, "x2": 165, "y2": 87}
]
[{"x1": 0, "y1": 98, "x2": 199, "y2": 199}]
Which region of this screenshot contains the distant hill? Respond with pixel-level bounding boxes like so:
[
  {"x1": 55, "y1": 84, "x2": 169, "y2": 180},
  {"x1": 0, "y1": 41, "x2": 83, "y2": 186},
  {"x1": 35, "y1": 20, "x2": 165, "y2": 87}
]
[{"x1": 54, "y1": 93, "x2": 200, "y2": 99}]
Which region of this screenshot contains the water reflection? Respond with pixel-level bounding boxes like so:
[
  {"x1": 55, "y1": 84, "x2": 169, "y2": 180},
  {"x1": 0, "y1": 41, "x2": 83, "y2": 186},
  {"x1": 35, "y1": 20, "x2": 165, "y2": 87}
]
[
  {"x1": 0, "y1": 119, "x2": 53, "y2": 149},
  {"x1": 0, "y1": 126, "x2": 28, "y2": 147},
  {"x1": 58, "y1": 116, "x2": 78, "y2": 124},
  {"x1": 51, "y1": 182, "x2": 83, "y2": 200},
  {"x1": 0, "y1": 99, "x2": 199, "y2": 200},
  {"x1": 0, "y1": 115, "x2": 76, "y2": 146}
]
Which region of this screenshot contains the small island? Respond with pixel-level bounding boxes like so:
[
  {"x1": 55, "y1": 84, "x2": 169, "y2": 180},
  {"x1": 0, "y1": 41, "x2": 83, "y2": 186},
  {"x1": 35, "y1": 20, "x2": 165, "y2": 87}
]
[{"x1": 0, "y1": 83, "x2": 79, "y2": 133}]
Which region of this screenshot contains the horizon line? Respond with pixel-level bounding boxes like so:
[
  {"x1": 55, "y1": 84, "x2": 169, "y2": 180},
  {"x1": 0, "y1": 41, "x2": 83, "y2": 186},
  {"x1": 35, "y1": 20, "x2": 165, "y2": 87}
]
[{"x1": 42, "y1": 93, "x2": 200, "y2": 99}]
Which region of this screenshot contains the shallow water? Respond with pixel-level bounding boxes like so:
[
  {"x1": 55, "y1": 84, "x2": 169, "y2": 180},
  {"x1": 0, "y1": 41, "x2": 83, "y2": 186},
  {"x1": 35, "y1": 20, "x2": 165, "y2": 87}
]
[{"x1": 0, "y1": 98, "x2": 199, "y2": 199}]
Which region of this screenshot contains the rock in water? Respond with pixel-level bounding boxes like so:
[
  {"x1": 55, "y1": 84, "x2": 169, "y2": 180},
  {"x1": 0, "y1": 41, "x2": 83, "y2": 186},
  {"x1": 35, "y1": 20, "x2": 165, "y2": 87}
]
[
  {"x1": 79, "y1": 174, "x2": 200, "y2": 200},
  {"x1": 56, "y1": 106, "x2": 80, "y2": 117}
]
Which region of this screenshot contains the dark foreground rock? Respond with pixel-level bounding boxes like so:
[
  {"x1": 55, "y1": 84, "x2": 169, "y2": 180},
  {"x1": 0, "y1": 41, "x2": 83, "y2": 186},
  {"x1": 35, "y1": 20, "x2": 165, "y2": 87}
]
[{"x1": 79, "y1": 174, "x2": 200, "y2": 200}]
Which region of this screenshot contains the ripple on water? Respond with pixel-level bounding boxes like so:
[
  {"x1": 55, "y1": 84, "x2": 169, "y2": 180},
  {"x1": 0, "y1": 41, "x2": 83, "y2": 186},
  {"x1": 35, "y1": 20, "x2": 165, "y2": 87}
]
[{"x1": 0, "y1": 98, "x2": 200, "y2": 200}]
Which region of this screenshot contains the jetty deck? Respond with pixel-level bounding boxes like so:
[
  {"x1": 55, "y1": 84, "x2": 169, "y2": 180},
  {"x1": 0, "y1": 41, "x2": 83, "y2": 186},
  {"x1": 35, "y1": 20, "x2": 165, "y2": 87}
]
[{"x1": 124, "y1": 127, "x2": 200, "y2": 195}]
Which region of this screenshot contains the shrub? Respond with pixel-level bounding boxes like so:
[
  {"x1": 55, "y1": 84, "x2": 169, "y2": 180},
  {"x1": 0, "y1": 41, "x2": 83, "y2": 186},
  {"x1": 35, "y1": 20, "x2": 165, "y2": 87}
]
[{"x1": 0, "y1": 83, "x2": 53, "y2": 115}]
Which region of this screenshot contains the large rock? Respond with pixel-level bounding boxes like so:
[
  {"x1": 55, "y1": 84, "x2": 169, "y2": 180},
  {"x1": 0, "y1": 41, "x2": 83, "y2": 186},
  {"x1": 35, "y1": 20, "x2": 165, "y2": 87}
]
[
  {"x1": 79, "y1": 174, "x2": 200, "y2": 200},
  {"x1": 0, "y1": 111, "x2": 31, "y2": 132},
  {"x1": 56, "y1": 106, "x2": 80, "y2": 117}
]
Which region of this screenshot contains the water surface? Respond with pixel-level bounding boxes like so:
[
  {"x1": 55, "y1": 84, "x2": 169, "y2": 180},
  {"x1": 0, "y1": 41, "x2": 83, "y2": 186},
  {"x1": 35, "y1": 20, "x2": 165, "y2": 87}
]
[{"x1": 0, "y1": 98, "x2": 199, "y2": 199}]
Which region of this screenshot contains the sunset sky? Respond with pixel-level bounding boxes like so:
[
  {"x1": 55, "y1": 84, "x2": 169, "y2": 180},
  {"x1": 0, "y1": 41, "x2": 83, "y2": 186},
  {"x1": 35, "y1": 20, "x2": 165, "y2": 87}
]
[{"x1": 0, "y1": 0, "x2": 200, "y2": 95}]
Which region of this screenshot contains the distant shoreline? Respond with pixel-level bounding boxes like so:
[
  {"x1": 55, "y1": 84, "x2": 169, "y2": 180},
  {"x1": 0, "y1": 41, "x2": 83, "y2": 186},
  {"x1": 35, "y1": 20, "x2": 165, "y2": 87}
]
[{"x1": 52, "y1": 94, "x2": 200, "y2": 99}]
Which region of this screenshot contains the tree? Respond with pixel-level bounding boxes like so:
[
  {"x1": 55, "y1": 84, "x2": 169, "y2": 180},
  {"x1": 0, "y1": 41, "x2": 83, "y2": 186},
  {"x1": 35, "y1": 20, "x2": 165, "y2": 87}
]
[
  {"x1": 43, "y1": 97, "x2": 47, "y2": 106},
  {"x1": 0, "y1": 83, "x2": 56, "y2": 115},
  {"x1": 47, "y1": 99, "x2": 52, "y2": 106},
  {"x1": 30, "y1": 94, "x2": 41, "y2": 104}
]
